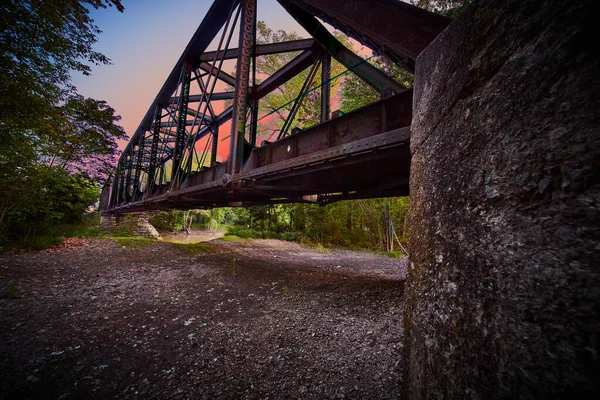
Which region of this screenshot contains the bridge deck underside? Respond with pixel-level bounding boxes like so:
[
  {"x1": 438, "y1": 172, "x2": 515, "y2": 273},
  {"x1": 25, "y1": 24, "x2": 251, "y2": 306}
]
[{"x1": 107, "y1": 90, "x2": 412, "y2": 213}]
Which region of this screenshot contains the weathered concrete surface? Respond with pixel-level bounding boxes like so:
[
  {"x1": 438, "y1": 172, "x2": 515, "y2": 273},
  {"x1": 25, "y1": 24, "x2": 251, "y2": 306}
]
[
  {"x1": 100, "y1": 213, "x2": 161, "y2": 239},
  {"x1": 405, "y1": 0, "x2": 599, "y2": 398}
]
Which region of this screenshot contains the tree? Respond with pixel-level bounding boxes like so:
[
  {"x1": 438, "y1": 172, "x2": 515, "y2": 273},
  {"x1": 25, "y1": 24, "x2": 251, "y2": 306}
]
[
  {"x1": 410, "y1": 0, "x2": 470, "y2": 17},
  {"x1": 0, "y1": 0, "x2": 125, "y2": 246},
  {"x1": 254, "y1": 21, "x2": 351, "y2": 141},
  {"x1": 42, "y1": 95, "x2": 127, "y2": 180},
  {"x1": 0, "y1": 0, "x2": 124, "y2": 134},
  {"x1": 340, "y1": 56, "x2": 414, "y2": 114}
]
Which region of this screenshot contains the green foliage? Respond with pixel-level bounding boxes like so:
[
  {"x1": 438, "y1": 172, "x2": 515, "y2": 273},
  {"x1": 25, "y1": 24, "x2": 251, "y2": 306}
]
[
  {"x1": 149, "y1": 211, "x2": 183, "y2": 231},
  {"x1": 340, "y1": 57, "x2": 414, "y2": 114},
  {"x1": 149, "y1": 208, "x2": 238, "y2": 232},
  {"x1": 410, "y1": 0, "x2": 470, "y2": 17},
  {"x1": 226, "y1": 198, "x2": 409, "y2": 253},
  {"x1": 253, "y1": 22, "x2": 352, "y2": 141},
  {"x1": 0, "y1": 0, "x2": 124, "y2": 133},
  {"x1": 0, "y1": 167, "x2": 99, "y2": 245},
  {"x1": 0, "y1": 1, "x2": 125, "y2": 248},
  {"x1": 0, "y1": 214, "x2": 101, "y2": 252},
  {"x1": 41, "y1": 95, "x2": 128, "y2": 179}
]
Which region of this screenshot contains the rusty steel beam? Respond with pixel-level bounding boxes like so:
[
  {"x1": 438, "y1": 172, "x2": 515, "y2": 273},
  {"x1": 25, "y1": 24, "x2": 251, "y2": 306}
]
[
  {"x1": 277, "y1": 0, "x2": 406, "y2": 94},
  {"x1": 200, "y1": 38, "x2": 315, "y2": 61},
  {"x1": 198, "y1": 61, "x2": 237, "y2": 86},
  {"x1": 241, "y1": 90, "x2": 413, "y2": 176},
  {"x1": 123, "y1": 0, "x2": 240, "y2": 157},
  {"x1": 170, "y1": 92, "x2": 234, "y2": 104},
  {"x1": 227, "y1": 0, "x2": 256, "y2": 176},
  {"x1": 171, "y1": 63, "x2": 192, "y2": 183},
  {"x1": 159, "y1": 119, "x2": 209, "y2": 128},
  {"x1": 253, "y1": 49, "x2": 319, "y2": 99},
  {"x1": 282, "y1": 0, "x2": 450, "y2": 72}
]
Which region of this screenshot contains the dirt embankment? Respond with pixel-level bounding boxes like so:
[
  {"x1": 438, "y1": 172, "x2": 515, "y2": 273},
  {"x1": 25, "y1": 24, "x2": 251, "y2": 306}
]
[{"x1": 0, "y1": 237, "x2": 407, "y2": 399}]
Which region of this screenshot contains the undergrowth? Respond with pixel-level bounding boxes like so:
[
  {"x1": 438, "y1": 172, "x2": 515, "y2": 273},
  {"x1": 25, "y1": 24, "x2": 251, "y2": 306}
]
[{"x1": 0, "y1": 218, "x2": 101, "y2": 252}]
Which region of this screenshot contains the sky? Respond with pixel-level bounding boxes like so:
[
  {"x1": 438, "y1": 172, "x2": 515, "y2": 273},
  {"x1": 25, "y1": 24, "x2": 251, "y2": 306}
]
[{"x1": 71, "y1": 0, "x2": 317, "y2": 143}]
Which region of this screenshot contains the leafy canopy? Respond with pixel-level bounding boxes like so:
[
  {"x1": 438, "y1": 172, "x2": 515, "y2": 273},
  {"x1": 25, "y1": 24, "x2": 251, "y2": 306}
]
[
  {"x1": 0, "y1": 0, "x2": 125, "y2": 246},
  {"x1": 0, "y1": 0, "x2": 123, "y2": 133}
]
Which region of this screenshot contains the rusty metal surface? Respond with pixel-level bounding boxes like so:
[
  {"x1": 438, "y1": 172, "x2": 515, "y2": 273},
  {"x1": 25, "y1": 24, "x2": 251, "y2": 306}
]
[
  {"x1": 282, "y1": 0, "x2": 450, "y2": 72},
  {"x1": 101, "y1": 0, "x2": 451, "y2": 214},
  {"x1": 105, "y1": 91, "x2": 412, "y2": 213},
  {"x1": 200, "y1": 38, "x2": 314, "y2": 61}
]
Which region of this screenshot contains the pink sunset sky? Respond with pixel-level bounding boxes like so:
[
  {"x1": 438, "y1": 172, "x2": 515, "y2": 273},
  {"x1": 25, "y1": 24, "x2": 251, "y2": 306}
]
[{"x1": 72, "y1": 0, "x2": 372, "y2": 153}]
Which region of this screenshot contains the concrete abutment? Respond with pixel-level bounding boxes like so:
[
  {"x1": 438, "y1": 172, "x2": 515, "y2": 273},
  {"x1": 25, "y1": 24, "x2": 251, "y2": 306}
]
[
  {"x1": 404, "y1": 0, "x2": 599, "y2": 398},
  {"x1": 99, "y1": 213, "x2": 161, "y2": 240}
]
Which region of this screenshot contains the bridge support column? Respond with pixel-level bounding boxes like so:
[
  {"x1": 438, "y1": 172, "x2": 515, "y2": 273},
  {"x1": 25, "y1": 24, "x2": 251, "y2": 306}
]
[
  {"x1": 227, "y1": 0, "x2": 256, "y2": 176},
  {"x1": 405, "y1": 0, "x2": 599, "y2": 398},
  {"x1": 99, "y1": 213, "x2": 161, "y2": 240}
]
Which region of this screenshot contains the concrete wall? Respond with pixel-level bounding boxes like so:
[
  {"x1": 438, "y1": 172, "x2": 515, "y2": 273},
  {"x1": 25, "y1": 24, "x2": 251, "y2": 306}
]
[
  {"x1": 100, "y1": 213, "x2": 161, "y2": 240},
  {"x1": 404, "y1": 0, "x2": 599, "y2": 398}
]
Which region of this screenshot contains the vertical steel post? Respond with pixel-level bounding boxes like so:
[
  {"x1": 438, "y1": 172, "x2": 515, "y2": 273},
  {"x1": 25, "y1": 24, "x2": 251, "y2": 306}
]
[
  {"x1": 227, "y1": 0, "x2": 256, "y2": 176},
  {"x1": 118, "y1": 159, "x2": 126, "y2": 202},
  {"x1": 133, "y1": 135, "x2": 144, "y2": 198},
  {"x1": 250, "y1": 2, "x2": 258, "y2": 147},
  {"x1": 147, "y1": 105, "x2": 162, "y2": 191},
  {"x1": 250, "y1": 99, "x2": 259, "y2": 146},
  {"x1": 320, "y1": 53, "x2": 331, "y2": 123},
  {"x1": 109, "y1": 175, "x2": 118, "y2": 209},
  {"x1": 210, "y1": 123, "x2": 220, "y2": 166},
  {"x1": 172, "y1": 62, "x2": 192, "y2": 182},
  {"x1": 124, "y1": 153, "x2": 133, "y2": 199}
]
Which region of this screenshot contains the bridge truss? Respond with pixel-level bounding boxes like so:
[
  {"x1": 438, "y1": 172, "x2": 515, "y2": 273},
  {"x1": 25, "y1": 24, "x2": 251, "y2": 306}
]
[{"x1": 100, "y1": 0, "x2": 449, "y2": 213}]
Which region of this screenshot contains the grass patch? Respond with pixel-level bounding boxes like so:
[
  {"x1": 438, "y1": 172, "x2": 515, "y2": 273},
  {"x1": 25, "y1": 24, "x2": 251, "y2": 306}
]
[
  {"x1": 111, "y1": 237, "x2": 155, "y2": 248},
  {"x1": 1, "y1": 221, "x2": 101, "y2": 252},
  {"x1": 225, "y1": 226, "x2": 305, "y2": 242},
  {"x1": 303, "y1": 241, "x2": 329, "y2": 253},
  {"x1": 220, "y1": 235, "x2": 248, "y2": 242},
  {"x1": 170, "y1": 242, "x2": 214, "y2": 254},
  {"x1": 25, "y1": 235, "x2": 65, "y2": 251},
  {"x1": 387, "y1": 249, "x2": 407, "y2": 258},
  {"x1": 3, "y1": 281, "x2": 24, "y2": 299}
]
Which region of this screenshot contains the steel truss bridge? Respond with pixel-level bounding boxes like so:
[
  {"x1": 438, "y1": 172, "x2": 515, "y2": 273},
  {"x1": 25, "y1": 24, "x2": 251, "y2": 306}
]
[{"x1": 100, "y1": 0, "x2": 449, "y2": 214}]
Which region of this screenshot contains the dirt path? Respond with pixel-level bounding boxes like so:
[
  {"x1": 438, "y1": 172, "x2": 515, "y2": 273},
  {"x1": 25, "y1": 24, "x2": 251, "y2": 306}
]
[
  {"x1": 0, "y1": 237, "x2": 407, "y2": 399},
  {"x1": 159, "y1": 230, "x2": 224, "y2": 244}
]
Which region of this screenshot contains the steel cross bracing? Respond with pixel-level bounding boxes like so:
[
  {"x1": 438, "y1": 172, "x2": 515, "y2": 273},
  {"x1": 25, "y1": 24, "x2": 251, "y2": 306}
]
[{"x1": 100, "y1": 0, "x2": 449, "y2": 214}]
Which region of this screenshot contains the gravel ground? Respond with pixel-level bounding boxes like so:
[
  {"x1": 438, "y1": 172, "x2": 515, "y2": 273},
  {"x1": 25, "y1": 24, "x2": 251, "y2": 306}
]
[{"x1": 0, "y1": 237, "x2": 407, "y2": 399}]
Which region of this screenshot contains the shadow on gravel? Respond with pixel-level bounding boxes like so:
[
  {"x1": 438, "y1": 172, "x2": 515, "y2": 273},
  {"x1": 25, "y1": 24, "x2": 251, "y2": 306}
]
[{"x1": 1, "y1": 238, "x2": 407, "y2": 400}]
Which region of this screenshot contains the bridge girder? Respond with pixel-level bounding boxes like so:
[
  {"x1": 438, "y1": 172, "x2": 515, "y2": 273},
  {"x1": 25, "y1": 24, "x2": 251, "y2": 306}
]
[{"x1": 101, "y1": 0, "x2": 449, "y2": 213}]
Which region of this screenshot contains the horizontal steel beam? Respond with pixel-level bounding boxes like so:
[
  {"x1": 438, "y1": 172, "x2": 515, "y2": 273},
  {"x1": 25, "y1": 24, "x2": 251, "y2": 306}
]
[
  {"x1": 254, "y1": 49, "x2": 319, "y2": 98},
  {"x1": 159, "y1": 119, "x2": 208, "y2": 128},
  {"x1": 243, "y1": 89, "x2": 413, "y2": 174},
  {"x1": 103, "y1": 90, "x2": 413, "y2": 214},
  {"x1": 200, "y1": 38, "x2": 315, "y2": 61},
  {"x1": 170, "y1": 92, "x2": 234, "y2": 104}
]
